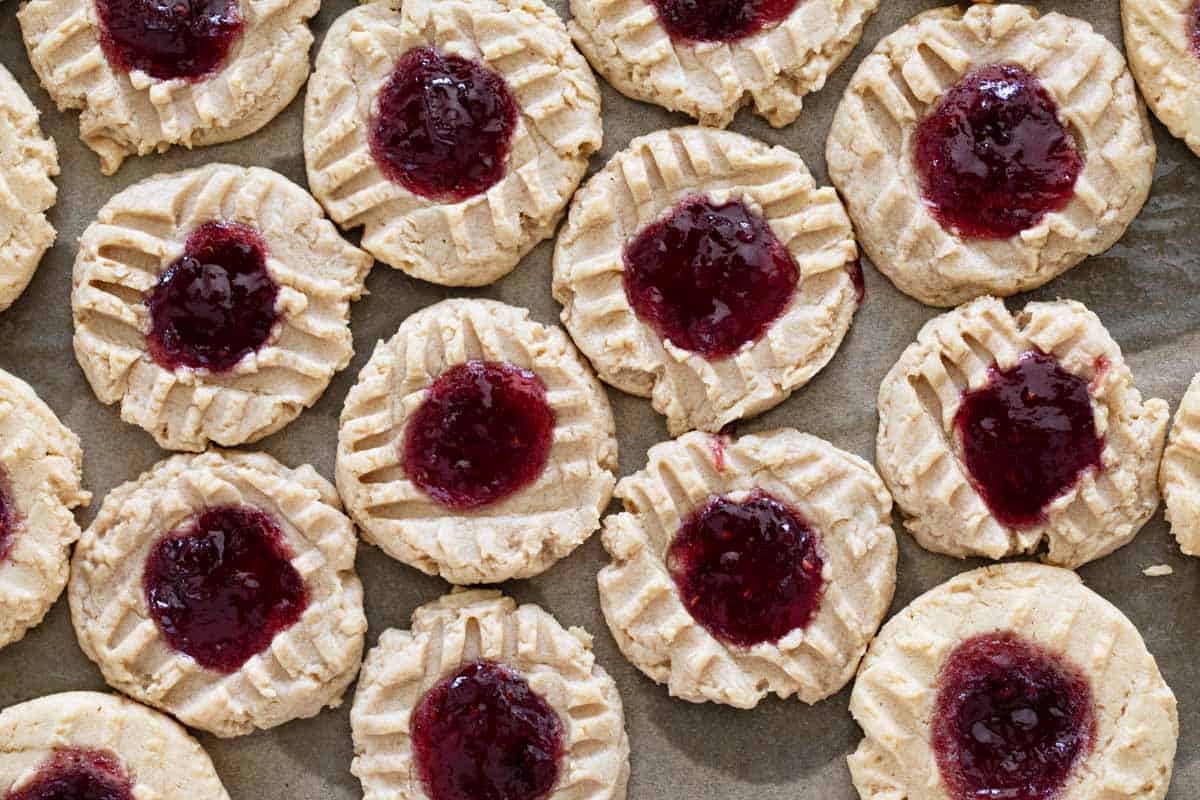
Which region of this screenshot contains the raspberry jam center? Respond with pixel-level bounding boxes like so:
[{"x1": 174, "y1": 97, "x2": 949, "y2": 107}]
[
  {"x1": 94, "y1": 0, "x2": 244, "y2": 82},
  {"x1": 933, "y1": 632, "x2": 1095, "y2": 800},
  {"x1": 370, "y1": 47, "x2": 518, "y2": 202},
  {"x1": 0, "y1": 470, "x2": 16, "y2": 565},
  {"x1": 412, "y1": 660, "x2": 564, "y2": 800},
  {"x1": 402, "y1": 360, "x2": 555, "y2": 511},
  {"x1": 666, "y1": 491, "x2": 824, "y2": 647},
  {"x1": 650, "y1": 0, "x2": 798, "y2": 42},
  {"x1": 955, "y1": 351, "x2": 1103, "y2": 528},
  {"x1": 914, "y1": 63, "x2": 1083, "y2": 240},
  {"x1": 1191, "y1": 2, "x2": 1200, "y2": 58},
  {"x1": 143, "y1": 504, "x2": 308, "y2": 673},
  {"x1": 623, "y1": 196, "x2": 799, "y2": 359},
  {"x1": 145, "y1": 220, "x2": 279, "y2": 373},
  {"x1": 5, "y1": 748, "x2": 133, "y2": 800}
]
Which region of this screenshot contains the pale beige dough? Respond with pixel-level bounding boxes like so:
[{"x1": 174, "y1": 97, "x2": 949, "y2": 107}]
[
  {"x1": 849, "y1": 563, "x2": 1178, "y2": 800},
  {"x1": 0, "y1": 64, "x2": 58, "y2": 312},
  {"x1": 351, "y1": 590, "x2": 629, "y2": 800},
  {"x1": 1158, "y1": 371, "x2": 1200, "y2": 556},
  {"x1": 1123, "y1": 0, "x2": 1200, "y2": 158},
  {"x1": 877, "y1": 296, "x2": 1168, "y2": 569},
  {"x1": 71, "y1": 163, "x2": 372, "y2": 452},
  {"x1": 553, "y1": 127, "x2": 860, "y2": 436},
  {"x1": 305, "y1": 0, "x2": 602, "y2": 287},
  {"x1": 0, "y1": 368, "x2": 89, "y2": 651},
  {"x1": 569, "y1": 0, "x2": 877, "y2": 127},
  {"x1": 69, "y1": 451, "x2": 367, "y2": 738},
  {"x1": 599, "y1": 428, "x2": 896, "y2": 708},
  {"x1": 337, "y1": 298, "x2": 617, "y2": 585},
  {"x1": 17, "y1": 0, "x2": 317, "y2": 174},
  {"x1": 827, "y1": 4, "x2": 1155, "y2": 307},
  {"x1": 0, "y1": 692, "x2": 230, "y2": 798}
]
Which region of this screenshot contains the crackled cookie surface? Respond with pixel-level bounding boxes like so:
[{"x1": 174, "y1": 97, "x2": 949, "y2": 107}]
[
  {"x1": 554, "y1": 127, "x2": 860, "y2": 436},
  {"x1": 827, "y1": 4, "x2": 1155, "y2": 307},
  {"x1": 17, "y1": 0, "x2": 316, "y2": 174},
  {"x1": 569, "y1": 0, "x2": 876, "y2": 127},
  {"x1": 0, "y1": 64, "x2": 58, "y2": 313},
  {"x1": 337, "y1": 299, "x2": 616, "y2": 585},
  {"x1": 72, "y1": 163, "x2": 372, "y2": 452},
  {"x1": 68, "y1": 451, "x2": 366, "y2": 738},
  {"x1": 0, "y1": 692, "x2": 230, "y2": 799},
  {"x1": 599, "y1": 429, "x2": 896, "y2": 708},
  {"x1": 305, "y1": 0, "x2": 601, "y2": 286},
  {"x1": 1123, "y1": 0, "x2": 1200, "y2": 158},
  {"x1": 849, "y1": 564, "x2": 1177, "y2": 800},
  {"x1": 877, "y1": 297, "x2": 1167, "y2": 568},
  {"x1": 1159, "y1": 372, "x2": 1200, "y2": 556},
  {"x1": 351, "y1": 590, "x2": 629, "y2": 800},
  {"x1": 0, "y1": 368, "x2": 89, "y2": 651}
]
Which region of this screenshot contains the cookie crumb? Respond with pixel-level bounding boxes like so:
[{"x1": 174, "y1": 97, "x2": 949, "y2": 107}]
[{"x1": 1142, "y1": 564, "x2": 1174, "y2": 577}]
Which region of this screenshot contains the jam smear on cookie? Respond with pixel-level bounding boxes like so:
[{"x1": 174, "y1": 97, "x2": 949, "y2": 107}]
[
  {"x1": 933, "y1": 631, "x2": 1095, "y2": 800},
  {"x1": 0, "y1": 470, "x2": 17, "y2": 565},
  {"x1": 95, "y1": 0, "x2": 243, "y2": 82},
  {"x1": 1191, "y1": 2, "x2": 1200, "y2": 57},
  {"x1": 955, "y1": 351, "x2": 1103, "y2": 528},
  {"x1": 402, "y1": 360, "x2": 555, "y2": 510},
  {"x1": 914, "y1": 63, "x2": 1083, "y2": 240},
  {"x1": 143, "y1": 504, "x2": 308, "y2": 673},
  {"x1": 6, "y1": 748, "x2": 134, "y2": 800},
  {"x1": 146, "y1": 221, "x2": 279, "y2": 374},
  {"x1": 623, "y1": 196, "x2": 799, "y2": 359},
  {"x1": 411, "y1": 660, "x2": 564, "y2": 800},
  {"x1": 370, "y1": 48, "x2": 518, "y2": 203},
  {"x1": 666, "y1": 491, "x2": 824, "y2": 647},
  {"x1": 650, "y1": 0, "x2": 798, "y2": 43}
]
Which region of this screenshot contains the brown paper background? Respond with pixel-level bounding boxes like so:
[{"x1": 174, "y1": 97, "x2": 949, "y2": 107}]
[{"x1": 1, "y1": 1, "x2": 1197, "y2": 797}]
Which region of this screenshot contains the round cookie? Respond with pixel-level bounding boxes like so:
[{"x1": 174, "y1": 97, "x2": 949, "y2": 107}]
[
  {"x1": 848, "y1": 563, "x2": 1177, "y2": 800},
  {"x1": 827, "y1": 4, "x2": 1155, "y2": 307},
  {"x1": 0, "y1": 368, "x2": 89, "y2": 651},
  {"x1": 0, "y1": 64, "x2": 58, "y2": 313},
  {"x1": 877, "y1": 296, "x2": 1168, "y2": 569},
  {"x1": 305, "y1": 0, "x2": 601, "y2": 287},
  {"x1": 599, "y1": 428, "x2": 896, "y2": 708},
  {"x1": 1123, "y1": 0, "x2": 1200, "y2": 158},
  {"x1": 69, "y1": 451, "x2": 366, "y2": 738},
  {"x1": 568, "y1": 0, "x2": 877, "y2": 127},
  {"x1": 337, "y1": 298, "x2": 617, "y2": 585},
  {"x1": 72, "y1": 163, "x2": 372, "y2": 452},
  {"x1": 0, "y1": 692, "x2": 230, "y2": 798},
  {"x1": 1158, "y1": 371, "x2": 1200, "y2": 556},
  {"x1": 553, "y1": 127, "x2": 860, "y2": 436},
  {"x1": 17, "y1": 0, "x2": 317, "y2": 174},
  {"x1": 351, "y1": 590, "x2": 629, "y2": 800}
]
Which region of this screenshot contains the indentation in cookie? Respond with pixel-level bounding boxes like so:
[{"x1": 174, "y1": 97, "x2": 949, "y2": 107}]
[
  {"x1": 411, "y1": 659, "x2": 564, "y2": 800},
  {"x1": 5, "y1": 747, "x2": 134, "y2": 800},
  {"x1": 0, "y1": 468, "x2": 17, "y2": 565},
  {"x1": 94, "y1": 0, "x2": 244, "y2": 82},
  {"x1": 648, "y1": 0, "x2": 798, "y2": 43}
]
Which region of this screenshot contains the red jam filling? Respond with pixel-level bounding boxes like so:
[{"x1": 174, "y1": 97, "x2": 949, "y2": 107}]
[
  {"x1": 143, "y1": 504, "x2": 308, "y2": 674},
  {"x1": 933, "y1": 631, "x2": 1095, "y2": 800},
  {"x1": 402, "y1": 360, "x2": 555, "y2": 511},
  {"x1": 5, "y1": 748, "x2": 133, "y2": 800},
  {"x1": 666, "y1": 491, "x2": 824, "y2": 647},
  {"x1": 145, "y1": 220, "x2": 279, "y2": 374},
  {"x1": 369, "y1": 47, "x2": 518, "y2": 202},
  {"x1": 411, "y1": 660, "x2": 564, "y2": 800},
  {"x1": 954, "y1": 351, "x2": 1103, "y2": 528},
  {"x1": 1192, "y1": 2, "x2": 1200, "y2": 58},
  {"x1": 847, "y1": 257, "x2": 866, "y2": 305},
  {"x1": 914, "y1": 63, "x2": 1083, "y2": 240},
  {"x1": 0, "y1": 470, "x2": 16, "y2": 565},
  {"x1": 650, "y1": 0, "x2": 798, "y2": 42},
  {"x1": 94, "y1": 0, "x2": 243, "y2": 82},
  {"x1": 623, "y1": 196, "x2": 799, "y2": 359}
]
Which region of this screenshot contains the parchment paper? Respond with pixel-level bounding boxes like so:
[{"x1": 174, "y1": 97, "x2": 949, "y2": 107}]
[{"x1": 0, "y1": 1, "x2": 1196, "y2": 797}]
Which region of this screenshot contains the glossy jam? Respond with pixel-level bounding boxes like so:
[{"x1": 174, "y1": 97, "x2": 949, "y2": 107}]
[
  {"x1": 94, "y1": 0, "x2": 243, "y2": 82},
  {"x1": 369, "y1": 47, "x2": 518, "y2": 202},
  {"x1": 5, "y1": 748, "x2": 133, "y2": 800},
  {"x1": 146, "y1": 221, "x2": 278, "y2": 373},
  {"x1": 933, "y1": 631, "x2": 1095, "y2": 800},
  {"x1": 914, "y1": 64, "x2": 1083, "y2": 240},
  {"x1": 955, "y1": 351, "x2": 1102, "y2": 528},
  {"x1": 1192, "y1": 1, "x2": 1200, "y2": 58},
  {"x1": 623, "y1": 196, "x2": 799, "y2": 359},
  {"x1": 847, "y1": 257, "x2": 865, "y2": 305},
  {"x1": 143, "y1": 505, "x2": 308, "y2": 673},
  {"x1": 650, "y1": 0, "x2": 798, "y2": 42},
  {"x1": 666, "y1": 491, "x2": 824, "y2": 647},
  {"x1": 402, "y1": 360, "x2": 555, "y2": 510},
  {"x1": 0, "y1": 469, "x2": 16, "y2": 565},
  {"x1": 411, "y1": 660, "x2": 564, "y2": 800}
]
